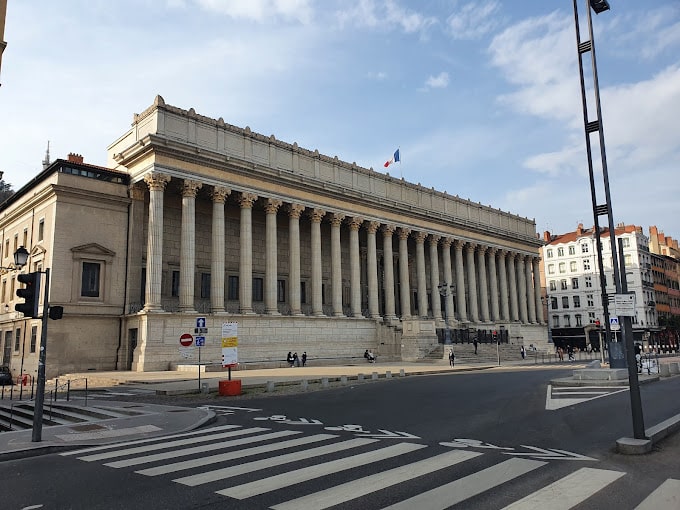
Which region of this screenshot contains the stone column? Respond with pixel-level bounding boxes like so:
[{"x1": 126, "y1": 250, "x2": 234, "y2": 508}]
[
  {"x1": 454, "y1": 240, "x2": 467, "y2": 322},
  {"x1": 488, "y1": 248, "x2": 500, "y2": 322},
  {"x1": 126, "y1": 185, "x2": 146, "y2": 313},
  {"x1": 382, "y1": 225, "x2": 397, "y2": 320},
  {"x1": 265, "y1": 198, "x2": 282, "y2": 315},
  {"x1": 367, "y1": 221, "x2": 381, "y2": 319},
  {"x1": 288, "y1": 204, "x2": 305, "y2": 315},
  {"x1": 415, "y1": 231, "x2": 429, "y2": 318},
  {"x1": 533, "y1": 257, "x2": 544, "y2": 323},
  {"x1": 210, "y1": 186, "x2": 230, "y2": 313},
  {"x1": 507, "y1": 252, "x2": 519, "y2": 321},
  {"x1": 498, "y1": 250, "x2": 510, "y2": 321},
  {"x1": 330, "y1": 213, "x2": 345, "y2": 317},
  {"x1": 310, "y1": 208, "x2": 325, "y2": 316},
  {"x1": 398, "y1": 227, "x2": 412, "y2": 319},
  {"x1": 143, "y1": 173, "x2": 170, "y2": 312},
  {"x1": 526, "y1": 256, "x2": 537, "y2": 324},
  {"x1": 465, "y1": 243, "x2": 479, "y2": 323},
  {"x1": 349, "y1": 217, "x2": 363, "y2": 318},
  {"x1": 239, "y1": 192, "x2": 258, "y2": 314},
  {"x1": 429, "y1": 235, "x2": 442, "y2": 321},
  {"x1": 179, "y1": 180, "x2": 202, "y2": 313},
  {"x1": 441, "y1": 238, "x2": 454, "y2": 325},
  {"x1": 477, "y1": 245, "x2": 490, "y2": 322},
  {"x1": 518, "y1": 255, "x2": 529, "y2": 323}
]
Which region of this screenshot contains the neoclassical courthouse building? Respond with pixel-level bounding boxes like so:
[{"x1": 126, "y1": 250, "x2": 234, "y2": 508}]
[{"x1": 1, "y1": 96, "x2": 547, "y2": 378}]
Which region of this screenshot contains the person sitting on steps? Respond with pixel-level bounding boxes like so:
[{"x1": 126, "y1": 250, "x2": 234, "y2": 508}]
[{"x1": 364, "y1": 349, "x2": 376, "y2": 363}]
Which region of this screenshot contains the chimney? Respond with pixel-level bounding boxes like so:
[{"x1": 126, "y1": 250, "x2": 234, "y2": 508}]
[
  {"x1": 650, "y1": 226, "x2": 658, "y2": 237},
  {"x1": 576, "y1": 223, "x2": 583, "y2": 236},
  {"x1": 543, "y1": 231, "x2": 551, "y2": 242},
  {"x1": 666, "y1": 236, "x2": 673, "y2": 246},
  {"x1": 67, "y1": 153, "x2": 84, "y2": 164}
]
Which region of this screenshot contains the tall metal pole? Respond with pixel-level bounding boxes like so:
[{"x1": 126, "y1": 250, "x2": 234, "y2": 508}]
[
  {"x1": 619, "y1": 240, "x2": 645, "y2": 438},
  {"x1": 31, "y1": 268, "x2": 50, "y2": 442}
]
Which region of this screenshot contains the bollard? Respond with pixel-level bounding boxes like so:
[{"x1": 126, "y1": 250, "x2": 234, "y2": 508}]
[
  {"x1": 386, "y1": 371, "x2": 392, "y2": 378},
  {"x1": 358, "y1": 373, "x2": 364, "y2": 382},
  {"x1": 372, "y1": 372, "x2": 378, "y2": 380},
  {"x1": 266, "y1": 381, "x2": 276, "y2": 392},
  {"x1": 301, "y1": 380, "x2": 308, "y2": 391},
  {"x1": 322, "y1": 377, "x2": 329, "y2": 388},
  {"x1": 400, "y1": 369, "x2": 405, "y2": 377},
  {"x1": 341, "y1": 375, "x2": 348, "y2": 385},
  {"x1": 201, "y1": 382, "x2": 209, "y2": 394}
]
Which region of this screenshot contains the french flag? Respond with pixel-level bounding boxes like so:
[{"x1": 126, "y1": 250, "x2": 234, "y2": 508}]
[{"x1": 384, "y1": 149, "x2": 400, "y2": 167}]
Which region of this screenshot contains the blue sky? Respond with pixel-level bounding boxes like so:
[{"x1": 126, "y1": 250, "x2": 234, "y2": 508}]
[{"x1": 2, "y1": 0, "x2": 679, "y2": 239}]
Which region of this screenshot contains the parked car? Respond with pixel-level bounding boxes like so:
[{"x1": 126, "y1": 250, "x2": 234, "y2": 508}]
[{"x1": 0, "y1": 366, "x2": 13, "y2": 385}]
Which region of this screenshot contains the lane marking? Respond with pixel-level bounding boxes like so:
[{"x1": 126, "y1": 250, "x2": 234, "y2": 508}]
[{"x1": 634, "y1": 479, "x2": 680, "y2": 510}]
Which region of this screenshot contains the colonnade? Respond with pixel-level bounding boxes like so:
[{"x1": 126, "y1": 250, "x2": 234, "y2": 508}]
[{"x1": 139, "y1": 173, "x2": 544, "y2": 325}]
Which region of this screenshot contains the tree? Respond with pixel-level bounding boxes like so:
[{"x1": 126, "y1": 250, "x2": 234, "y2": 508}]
[{"x1": 0, "y1": 172, "x2": 14, "y2": 203}]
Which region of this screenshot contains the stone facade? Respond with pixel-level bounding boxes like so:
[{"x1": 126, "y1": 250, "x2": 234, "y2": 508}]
[{"x1": 0, "y1": 96, "x2": 548, "y2": 379}]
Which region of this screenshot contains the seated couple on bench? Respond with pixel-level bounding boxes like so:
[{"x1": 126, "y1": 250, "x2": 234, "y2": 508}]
[{"x1": 364, "y1": 349, "x2": 377, "y2": 363}]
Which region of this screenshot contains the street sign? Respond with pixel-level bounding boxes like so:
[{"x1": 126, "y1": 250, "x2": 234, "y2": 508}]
[
  {"x1": 196, "y1": 317, "x2": 207, "y2": 329},
  {"x1": 179, "y1": 333, "x2": 193, "y2": 347},
  {"x1": 195, "y1": 336, "x2": 205, "y2": 347},
  {"x1": 614, "y1": 293, "x2": 636, "y2": 317},
  {"x1": 194, "y1": 327, "x2": 208, "y2": 334},
  {"x1": 609, "y1": 317, "x2": 620, "y2": 331}
]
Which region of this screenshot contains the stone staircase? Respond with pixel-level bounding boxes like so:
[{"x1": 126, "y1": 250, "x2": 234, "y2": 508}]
[
  {"x1": 433, "y1": 343, "x2": 525, "y2": 365},
  {"x1": 0, "y1": 401, "x2": 146, "y2": 432}
]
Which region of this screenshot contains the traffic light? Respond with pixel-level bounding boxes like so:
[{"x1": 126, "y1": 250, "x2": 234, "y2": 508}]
[{"x1": 15, "y1": 271, "x2": 41, "y2": 318}]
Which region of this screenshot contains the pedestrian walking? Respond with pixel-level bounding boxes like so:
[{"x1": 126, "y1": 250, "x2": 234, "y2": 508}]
[
  {"x1": 302, "y1": 351, "x2": 307, "y2": 367},
  {"x1": 473, "y1": 338, "x2": 478, "y2": 355},
  {"x1": 287, "y1": 351, "x2": 294, "y2": 367},
  {"x1": 293, "y1": 352, "x2": 300, "y2": 367},
  {"x1": 520, "y1": 345, "x2": 526, "y2": 360},
  {"x1": 449, "y1": 349, "x2": 455, "y2": 367},
  {"x1": 557, "y1": 346, "x2": 564, "y2": 362}
]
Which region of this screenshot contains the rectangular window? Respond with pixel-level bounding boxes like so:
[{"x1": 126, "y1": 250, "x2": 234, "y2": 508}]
[
  {"x1": 562, "y1": 296, "x2": 569, "y2": 308},
  {"x1": 81, "y1": 262, "x2": 101, "y2": 297},
  {"x1": 557, "y1": 247, "x2": 564, "y2": 256},
  {"x1": 560, "y1": 279, "x2": 568, "y2": 290},
  {"x1": 14, "y1": 328, "x2": 21, "y2": 351},
  {"x1": 573, "y1": 296, "x2": 581, "y2": 308},
  {"x1": 200, "y1": 273, "x2": 210, "y2": 299},
  {"x1": 171, "y1": 271, "x2": 180, "y2": 297},
  {"x1": 13, "y1": 234, "x2": 18, "y2": 253},
  {"x1": 583, "y1": 260, "x2": 591, "y2": 271},
  {"x1": 585, "y1": 276, "x2": 592, "y2": 288},
  {"x1": 30, "y1": 325, "x2": 37, "y2": 353},
  {"x1": 1, "y1": 279, "x2": 5, "y2": 303},
  {"x1": 588, "y1": 312, "x2": 596, "y2": 322},
  {"x1": 568, "y1": 246, "x2": 576, "y2": 255},
  {"x1": 4, "y1": 239, "x2": 8, "y2": 258},
  {"x1": 228, "y1": 276, "x2": 239, "y2": 300},
  {"x1": 572, "y1": 277, "x2": 579, "y2": 289},
  {"x1": 581, "y1": 244, "x2": 589, "y2": 253},
  {"x1": 624, "y1": 254, "x2": 632, "y2": 267},
  {"x1": 549, "y1": 281, "x2": 556, "y2": 291},
  {"x1": 570, "y1": 261, "x2": 577, "y2": 272},
  {"x1": 551, "y1": 297, "x2": 558, "y2": 310},
  {"x1": 559, "y1": 262, "x2": 566, "y2": 274},
  {"x1": 564, "y1": 315, "x2": 571, "y2": 327},
  {"x1": 277, "y1": 280, "x2": 286, "y2": 303},
  {"x1": 575, "y1": 314, "x2": 582, "y2": 326},
  {"x1": 552, "y1": 315, "x2": 560, "y2": 327},
  {"x1": 548, "y1": 264, "x2": 555, "y2": 275},
  {"x1": 546, "y1": 249, "x2": 553, "y2": 258},
  {"x1": 38, "y1": 219, "x2": 45, "y2": 242},
  {"x1": 587, "y1": 294, "x2": 594, "y2": 307},
  {"x1": 253, "y1": 277, "x2": 264, "y2": 302},
  {"x1": 23, "y1": 229, "x2": 28, "y2": 248},
  {"x1": 622, "y1": 238, "x2": 630, "y2": 248}
]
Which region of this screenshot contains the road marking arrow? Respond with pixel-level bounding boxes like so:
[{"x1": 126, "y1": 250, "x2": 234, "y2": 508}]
[{"x1": 503, "y1": 445, "x2": 596, "y2": 461}]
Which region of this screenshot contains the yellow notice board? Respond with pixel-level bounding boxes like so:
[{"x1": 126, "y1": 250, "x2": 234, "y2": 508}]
[{"x1": 221, "y1": 322, "x2": 238, "y2": 367}]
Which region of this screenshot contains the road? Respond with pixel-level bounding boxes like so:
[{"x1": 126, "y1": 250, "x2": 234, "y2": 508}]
[{"x1": 2, "y1": 367, "x2": 679, "y2": 509}]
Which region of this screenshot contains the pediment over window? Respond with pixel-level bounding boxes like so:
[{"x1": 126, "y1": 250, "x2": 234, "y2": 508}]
[
  {"x1": 71, "y1": 243, "x2": 116, "y2": 259},
  {"x1": 30, "y1": 245, "x2": 47, "y2": 258}
]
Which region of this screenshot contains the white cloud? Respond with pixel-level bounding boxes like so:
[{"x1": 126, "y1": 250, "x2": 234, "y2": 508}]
[
  {"x1": 610, "y1": 6, "x2": 680, "y2": 59},
  {"x1": 447, "y1": 1, "x2": 501, "y2": 40},
  {"x1": 335, "y1": 0, "x2": 436, "y2": 35},
  {"x1": 194, "y1": 0, "x2": 314, "y2": 24},
  {"x1": 424, "y1": 72, "x2": 449, "y2": 90}
]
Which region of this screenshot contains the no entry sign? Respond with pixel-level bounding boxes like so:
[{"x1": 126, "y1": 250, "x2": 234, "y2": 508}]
[{"x1": 179, "y1": 333, "x2": 193, "y2": 347}]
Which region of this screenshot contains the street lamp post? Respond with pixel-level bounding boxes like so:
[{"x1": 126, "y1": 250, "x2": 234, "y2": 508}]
[{"x1": 438, "y1": 283, "x2": 455, "y2": 345}]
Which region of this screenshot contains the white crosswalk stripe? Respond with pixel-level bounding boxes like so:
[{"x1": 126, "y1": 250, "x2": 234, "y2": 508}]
[{"x1": 62, "y1": 424, "x2": 677, "y2": 509}]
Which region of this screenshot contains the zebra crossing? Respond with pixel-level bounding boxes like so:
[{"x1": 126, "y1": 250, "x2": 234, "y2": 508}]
[
  {"x1": 545, "y1": 384, "x2": 629, "y2": 410},
  {"x1": 60, "y1": 424, "x2": 679, "y2": 509}
]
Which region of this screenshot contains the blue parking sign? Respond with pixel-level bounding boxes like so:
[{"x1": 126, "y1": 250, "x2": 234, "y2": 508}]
[{"x1": 195, "y1": 336, "x2": 206, "y2": 346}]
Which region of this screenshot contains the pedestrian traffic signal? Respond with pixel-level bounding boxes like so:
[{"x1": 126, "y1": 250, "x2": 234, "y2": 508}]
[{"x1": 15, "y1": 271, "x2": 41, "y2": 318}]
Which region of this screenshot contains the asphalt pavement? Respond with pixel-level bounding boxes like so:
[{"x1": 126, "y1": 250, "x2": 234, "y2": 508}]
[{"x1": 1, "y1": 357, "x2": 679, "y2": 460}]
